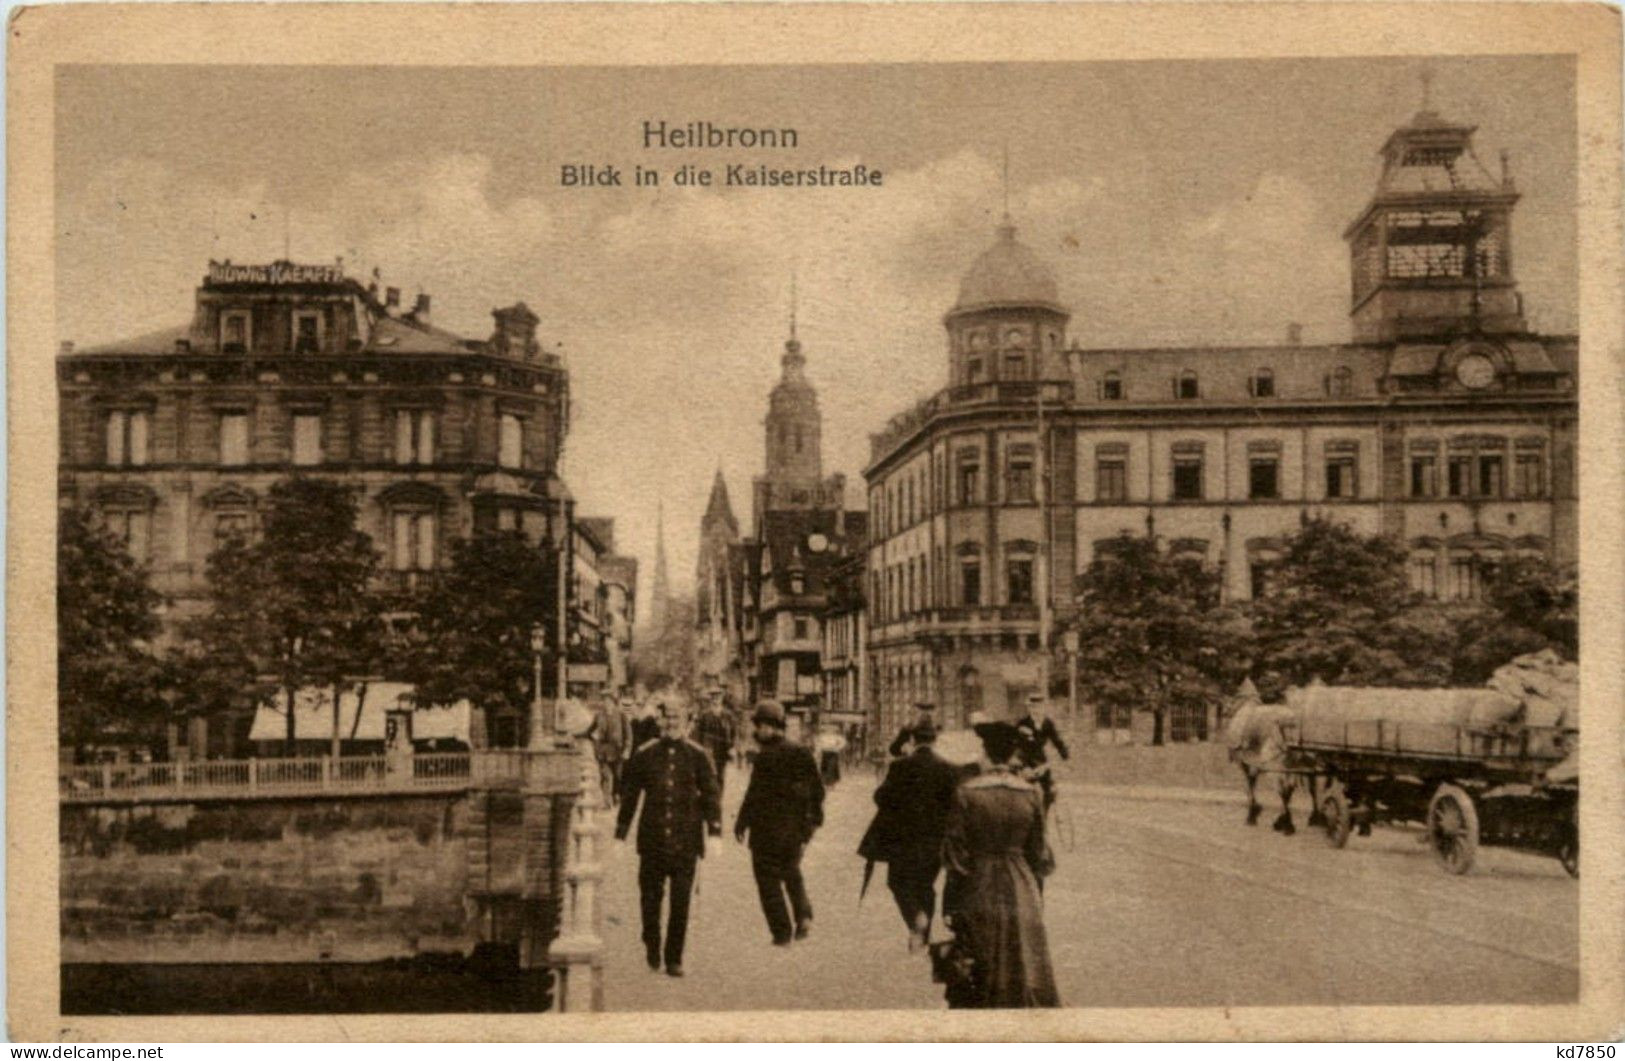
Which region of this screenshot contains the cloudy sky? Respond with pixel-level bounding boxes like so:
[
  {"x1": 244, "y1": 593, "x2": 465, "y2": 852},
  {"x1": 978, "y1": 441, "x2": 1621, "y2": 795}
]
[{"x1": 55, "y1": 57, "x2": 1576, "y2": 601}]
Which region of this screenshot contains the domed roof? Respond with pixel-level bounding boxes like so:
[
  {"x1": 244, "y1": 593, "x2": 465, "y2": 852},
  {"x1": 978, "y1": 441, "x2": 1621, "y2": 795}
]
[{"x1": 952, "y1": 221, "x2": 1062, "y2": 315}]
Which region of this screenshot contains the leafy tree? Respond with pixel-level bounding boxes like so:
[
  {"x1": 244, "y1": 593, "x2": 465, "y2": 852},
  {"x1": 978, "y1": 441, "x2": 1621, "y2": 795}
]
[
  {"x1": 393, "y1": 531, "x2": 560, "y2": 740},
  {"x1": 1250, "y1": 517, "x2": 1452, "y2": 690},
  {"x1": 1484, "y1": 555, "x2": 1577, "y2": 659},
  {"x1": 179, "y1": 478, "x2": 385, "y2": 756},
  {"x1": 57, "y1": 506, "x2": 168, "y2": 754},
  {"x1": 1073, "y1": 534, "x2": 1253, "y2": 745}
]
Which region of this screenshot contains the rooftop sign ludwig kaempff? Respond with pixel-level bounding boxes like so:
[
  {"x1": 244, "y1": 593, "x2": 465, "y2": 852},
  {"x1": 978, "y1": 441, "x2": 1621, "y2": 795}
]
[{"x1": 206, "y1": 260, "x2": 346, "y2": 286}]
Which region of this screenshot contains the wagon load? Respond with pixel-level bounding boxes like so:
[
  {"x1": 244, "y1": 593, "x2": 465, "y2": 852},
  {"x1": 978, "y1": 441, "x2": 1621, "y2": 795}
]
[
  {"x1": 1485, "y1": 648, "x2": 1579, "y2": 729},
  {"x1": 1287, "y1": 685, "x2": 1544, "y2": 760}
]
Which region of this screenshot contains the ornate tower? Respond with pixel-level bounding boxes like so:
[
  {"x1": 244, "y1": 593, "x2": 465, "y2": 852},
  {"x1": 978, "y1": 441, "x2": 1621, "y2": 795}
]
[
  {"x1": 752, "y1": 285, "x2": 844, "y2": 532},
  {"x1": 943, "y1": 218, "x2": 1070, "y2": 386},
  {"x1": 1344, "y1": 82, "x2": 1525, "y2": 343}
]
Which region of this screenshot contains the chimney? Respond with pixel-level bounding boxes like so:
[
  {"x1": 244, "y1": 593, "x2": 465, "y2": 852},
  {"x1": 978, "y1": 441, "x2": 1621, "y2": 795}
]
[
  {"x1": 1286, "y1": 322, "x2": 1303, "y2": 345},
  {"x1": 413, "y1": 293, "x2": 431, "y2": 320},
  {"x1": 385, "y1": 287, "x2": 401, "y2": 312},
  {"x1": 58, "y1": 341, "x2": 74, "y2": 356}
]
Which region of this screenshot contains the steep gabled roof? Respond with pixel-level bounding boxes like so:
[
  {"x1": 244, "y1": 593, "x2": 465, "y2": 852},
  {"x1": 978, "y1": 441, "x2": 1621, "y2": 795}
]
[{"x1": 702, "y1": 469, "x2": 739, "y2": 538}]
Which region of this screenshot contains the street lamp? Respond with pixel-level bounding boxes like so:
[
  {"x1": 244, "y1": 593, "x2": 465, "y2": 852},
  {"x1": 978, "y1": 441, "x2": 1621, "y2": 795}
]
[{"x1": 529, "y1": 622, "x2": 550, "y2": 750}]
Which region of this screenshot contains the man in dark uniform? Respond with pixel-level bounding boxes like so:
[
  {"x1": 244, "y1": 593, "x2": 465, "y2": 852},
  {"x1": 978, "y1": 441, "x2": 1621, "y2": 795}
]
[
  {"x1": 734, "y1": 702, "x2": 824, "y2": 946},
  {"x1": 870, "y1": 718, "x2": 962, "y2": 950},
  {"x1": 615, "y1": 702, "x2": 721, "y2": 977},
  {"x1": 1014, "y1": 692, "x2": 1070, "y2": 810},
  {"x1": 692, "y1": 691, "x2": 736, "y2": 795},
  {"x1": 888, "y1": 702, "x2": 937, "y2": 758}
]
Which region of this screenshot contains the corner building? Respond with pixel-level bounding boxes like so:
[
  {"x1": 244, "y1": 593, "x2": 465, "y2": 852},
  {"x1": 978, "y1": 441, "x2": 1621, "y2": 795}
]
[
  {"x1": 58, "y1": 261, "x2": 574, "y2": 752},
  {"x1": 863, "y1": 106, "x2": 1577, "y2": 740}
]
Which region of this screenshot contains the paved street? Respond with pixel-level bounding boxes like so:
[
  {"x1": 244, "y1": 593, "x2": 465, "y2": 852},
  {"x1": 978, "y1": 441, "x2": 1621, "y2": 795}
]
[{"x1": 599, "y1": 762, "x2": 1578, "y2": 1011}]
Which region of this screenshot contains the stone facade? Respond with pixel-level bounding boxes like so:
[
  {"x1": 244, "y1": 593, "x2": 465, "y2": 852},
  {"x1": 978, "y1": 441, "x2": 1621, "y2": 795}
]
[{"x1": 863, "y1": 107, "x2": 1577, "y2": 738}]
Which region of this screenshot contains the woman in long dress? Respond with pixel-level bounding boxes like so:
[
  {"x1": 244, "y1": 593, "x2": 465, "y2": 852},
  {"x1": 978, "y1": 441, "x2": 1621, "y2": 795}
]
[{"x1": 940, "y1": 720, "x2": 1059, "y2": 1008}]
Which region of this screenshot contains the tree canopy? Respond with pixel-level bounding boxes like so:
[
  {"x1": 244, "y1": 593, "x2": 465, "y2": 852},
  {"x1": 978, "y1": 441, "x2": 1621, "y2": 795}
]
[
  {"x1": 1073, "y1": 534, "x2": 1252, "y2": 745},
  {"x1": 393, "y1": 531, "x2": 560, "y2": 737},
  {"x1": 178, "y1": 478, "x2": 385, "y2": 754},
  {"x1": 57, "y1": 506, "x2": 167, "y2": 753}
]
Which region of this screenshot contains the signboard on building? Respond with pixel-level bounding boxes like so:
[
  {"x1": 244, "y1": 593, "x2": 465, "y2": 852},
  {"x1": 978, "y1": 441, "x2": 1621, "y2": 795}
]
[{"x1": 207, "y1": 261, "x2": 346, "y2": 286}]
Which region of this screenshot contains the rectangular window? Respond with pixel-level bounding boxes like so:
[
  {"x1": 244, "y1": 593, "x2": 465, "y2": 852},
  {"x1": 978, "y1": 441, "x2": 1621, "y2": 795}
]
[
  {"x1": 1478, "y1": 455, "x2": 1504, "y2": 499},
  {"x1": 1007, "y1": 558, "x2": 1035, "y2": 605},
  {"x1": 109, "y1": 510, "x2": 152, "y2": 562},
  {"x1": 293, "y1": 312, "x2": 322, "y2": 354},
  {"x1": 105, "y1": 410, "x2": 150, "y2": 467},
  {"x1": 395, "y1": 410, "x2": 436, "y2": 465},
  {"x1": 1101, "y1": 376, "x2": 1123, "y2": 400},
  {"x1": 1006, "y1": 445, "x2": 1035, "y2": 503},
  {"x1": 1410, "y1": 456, "x2": 1437, "y2": 498},
  {"x1": 292, "y1": 413, "x2": 322, "y2": 466},
  {"x1": 1326, "y1": 458, "x2": 1358, "y2": 499},
  {"x1": 499, "y1": 414, "x2": 524, "y2": 469},
  {"x1": 1447, "y1": 456, "x2": 1473, "y2": 498},
  {"x1": 1249, "y1": 561, "x2": 1274, "y2": 600},
  {"x1": 214, "y1": 512, "x2": 249, "y2": 546},
  {"x1": 1176, "y1": 374, "x2": 1200, "y2": 399},
  {"x1": 1248, "y1": 458, "x2": 1279, "y2": 500},
  {"x1": 392, "y1": 511, "x2": 437, "y2": 572},
  {"x1": 1096, "y1": 458, "x2": 1127, "y2": 502},
  {"x1": 1409, "y1": 556, "x2": 1438, "y2": 598},
  {"x1": 1252, "y1": 373, "x2": 1275, "y2": 398},
  {"x1": 221, "y1": 311, "x2": 250, "y2": 353},
  {"x1": 961, "y1": 560, "x2": 981, "y2": 606},
  {"x1": 794, "y1": 617, "x2": 810, "y2": 640},
  {"x1": 1172, "y1": 455, "x2": 1203, "y2": 501},
  {"x1": 956, "y1": 451, "x2": 981, "y2": 505},
  {"x1": 1515, "y1": 452, "x2": 1545, "y2": 498},
  {"x1": 219, "y1": 413, "x2": 248, "y2": 466},
  {"x1": 1446, "y1": 556, "x2": 1480, "y2": 602}
]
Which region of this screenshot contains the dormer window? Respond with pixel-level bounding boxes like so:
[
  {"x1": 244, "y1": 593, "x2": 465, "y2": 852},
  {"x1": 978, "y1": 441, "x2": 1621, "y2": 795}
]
[
  {"x1": 221, "y1": 311, "x2": 251, "y2": 354},
  {"x1": 1101, "y1": 372, "x2": 1123, "y2": 401},
  {"x1": 1251, "y1": 368, "x2": 1275, "y2": 398},
  {"x1": 292, "y1": 311, "x2": 322, "y2": 354},
  {"x1": 1176, "y1": 371, "x2": 1200, "y2": 400},
  {"x1": 1327, "y1": 366, "x2": 1353, "y2": 397}
]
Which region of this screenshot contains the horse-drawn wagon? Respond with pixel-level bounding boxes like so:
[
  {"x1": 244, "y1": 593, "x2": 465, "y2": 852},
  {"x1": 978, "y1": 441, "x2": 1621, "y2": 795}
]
[{"x1": 1285, "y1": 659, "x2": 1578, "y2": 877}]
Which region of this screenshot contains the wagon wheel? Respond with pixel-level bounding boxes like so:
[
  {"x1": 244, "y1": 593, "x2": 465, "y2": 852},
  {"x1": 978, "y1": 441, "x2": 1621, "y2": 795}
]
[
  {"x1": 1320, "y1": 785, "x2": 1352, "y2": 849},
  {"x1": 1427, "y1": 783, "x2": 1479, "y2": 875},
  {"x1": 1557, "y1": 822, "x2": 1579, "y2": 879}
]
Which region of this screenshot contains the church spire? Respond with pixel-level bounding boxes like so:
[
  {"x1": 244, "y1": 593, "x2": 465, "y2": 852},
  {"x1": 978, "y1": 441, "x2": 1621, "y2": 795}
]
[{"x1": 649, "y1": 500, "x2": 671, "y2": 632}]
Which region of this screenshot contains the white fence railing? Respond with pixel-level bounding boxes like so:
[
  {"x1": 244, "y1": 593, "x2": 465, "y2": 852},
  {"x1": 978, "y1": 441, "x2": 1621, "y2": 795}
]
[{"x1": 60, "y1": 750, "x2": 557, "y2": 804}]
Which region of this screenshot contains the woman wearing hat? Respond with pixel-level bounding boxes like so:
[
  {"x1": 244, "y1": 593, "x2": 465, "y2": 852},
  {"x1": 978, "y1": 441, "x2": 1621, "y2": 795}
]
[{"x1": 939, "y1": 720, "x2": 1059, "y2": 1008}]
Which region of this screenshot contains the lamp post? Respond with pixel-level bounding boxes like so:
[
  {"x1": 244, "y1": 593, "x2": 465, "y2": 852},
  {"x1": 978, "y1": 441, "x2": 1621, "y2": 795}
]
[{"x1": 529, "y1": 622, "x2": 550, "y2": 750}]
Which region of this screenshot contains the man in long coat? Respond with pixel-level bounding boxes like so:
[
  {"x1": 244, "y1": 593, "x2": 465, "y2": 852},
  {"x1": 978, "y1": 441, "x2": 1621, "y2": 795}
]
[
  {"x1": 734, "y1": 702, "x2": 824, "y2": 945},
  {"x1": 615, "y1": 702, "x2": 722, "y2": 976},
  {"x1": 868, "y1": 718, "x2": 961, "y2": 950},
  {"x1": 692, "y1": 692, "x2": 736, "y2": 795}
]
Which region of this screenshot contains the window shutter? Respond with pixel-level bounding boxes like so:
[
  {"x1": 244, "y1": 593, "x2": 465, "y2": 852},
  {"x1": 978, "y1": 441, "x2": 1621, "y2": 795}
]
[
  {"x1": 395, "y1": 411, "x2": 413, "y2": 465},
  {"x1": 392, "y1": 512, "x2": 412, "y2": 571},
  {"x1": 419, "y1": 412, "x2": 436, "y2": 465}
]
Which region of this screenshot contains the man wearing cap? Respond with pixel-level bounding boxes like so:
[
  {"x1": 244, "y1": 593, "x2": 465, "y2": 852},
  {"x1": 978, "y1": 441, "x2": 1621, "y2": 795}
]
[
  {"x1": 1014, "y1": 693, "x2": 1070, "y2": 810},
  {"x1": 734, "y1": 702, "x2": 825, "y2": 946},
  {"x1": 692, "y1": 691, "x2": 736, "y2": 796},
  {"x1": 616, "y1": 702, "x2": 722, "y2": 977},
  {"x1": 869, "y1": 716, "x2": 962, "y2": 951},
  {"x1": 888, "y1": 702, "x2": 937, "y2": 758}
]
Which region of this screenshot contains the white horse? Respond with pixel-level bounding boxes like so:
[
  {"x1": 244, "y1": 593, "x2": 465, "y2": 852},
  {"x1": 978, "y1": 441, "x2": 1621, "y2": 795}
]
[{"x1": 1224, "y1": 699, "x2": 1303, "y2": 834}]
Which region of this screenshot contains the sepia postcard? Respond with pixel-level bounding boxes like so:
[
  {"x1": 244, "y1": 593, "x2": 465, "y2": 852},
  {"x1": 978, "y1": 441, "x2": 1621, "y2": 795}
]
[{"x1": 8, "y1": 1, "x2": 1623, "y2": 1044}]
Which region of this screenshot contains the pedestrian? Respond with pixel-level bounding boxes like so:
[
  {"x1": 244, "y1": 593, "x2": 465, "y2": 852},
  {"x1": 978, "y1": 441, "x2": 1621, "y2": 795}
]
[
  {"x1": 815, "y1": 723, "x2": 845, "y2": 786},
  {"x1": 864, "y1": 717, "x2": 961, "y2": 951},
  {"x1": 889, "y1": 702, "x2": 936, "y2": 758},
  {"x1": 631, "y1": 699, "x2": 661, "y2": 748},
  {"x1": 733, "y1": 701, "x2": 824, "y2": 946},
  {"x1": 693, "y1": 691, "x2": 736, "y2": 795},
  {"x1": 939, "y1": 720, "x2": 1059, "y2": 1008},
  {"x1": 1014, "y1": 692, "x2": 1070, "y2": 811},
  {"x1": 615, "y1": 701, "x2": 722, "y2": 977},
  {"x1": 584, "y1": 696, "x2": 632, "y2": 806}
]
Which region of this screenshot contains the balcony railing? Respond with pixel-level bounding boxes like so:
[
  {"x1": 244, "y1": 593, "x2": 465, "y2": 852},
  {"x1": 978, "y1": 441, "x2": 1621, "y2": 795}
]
[
  {"x1": 59, "y1": 749, "x2": 565, "y2": 805},
  {"x1": 869, "y1": 379, "x2": 1075, "y2": 464}
]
